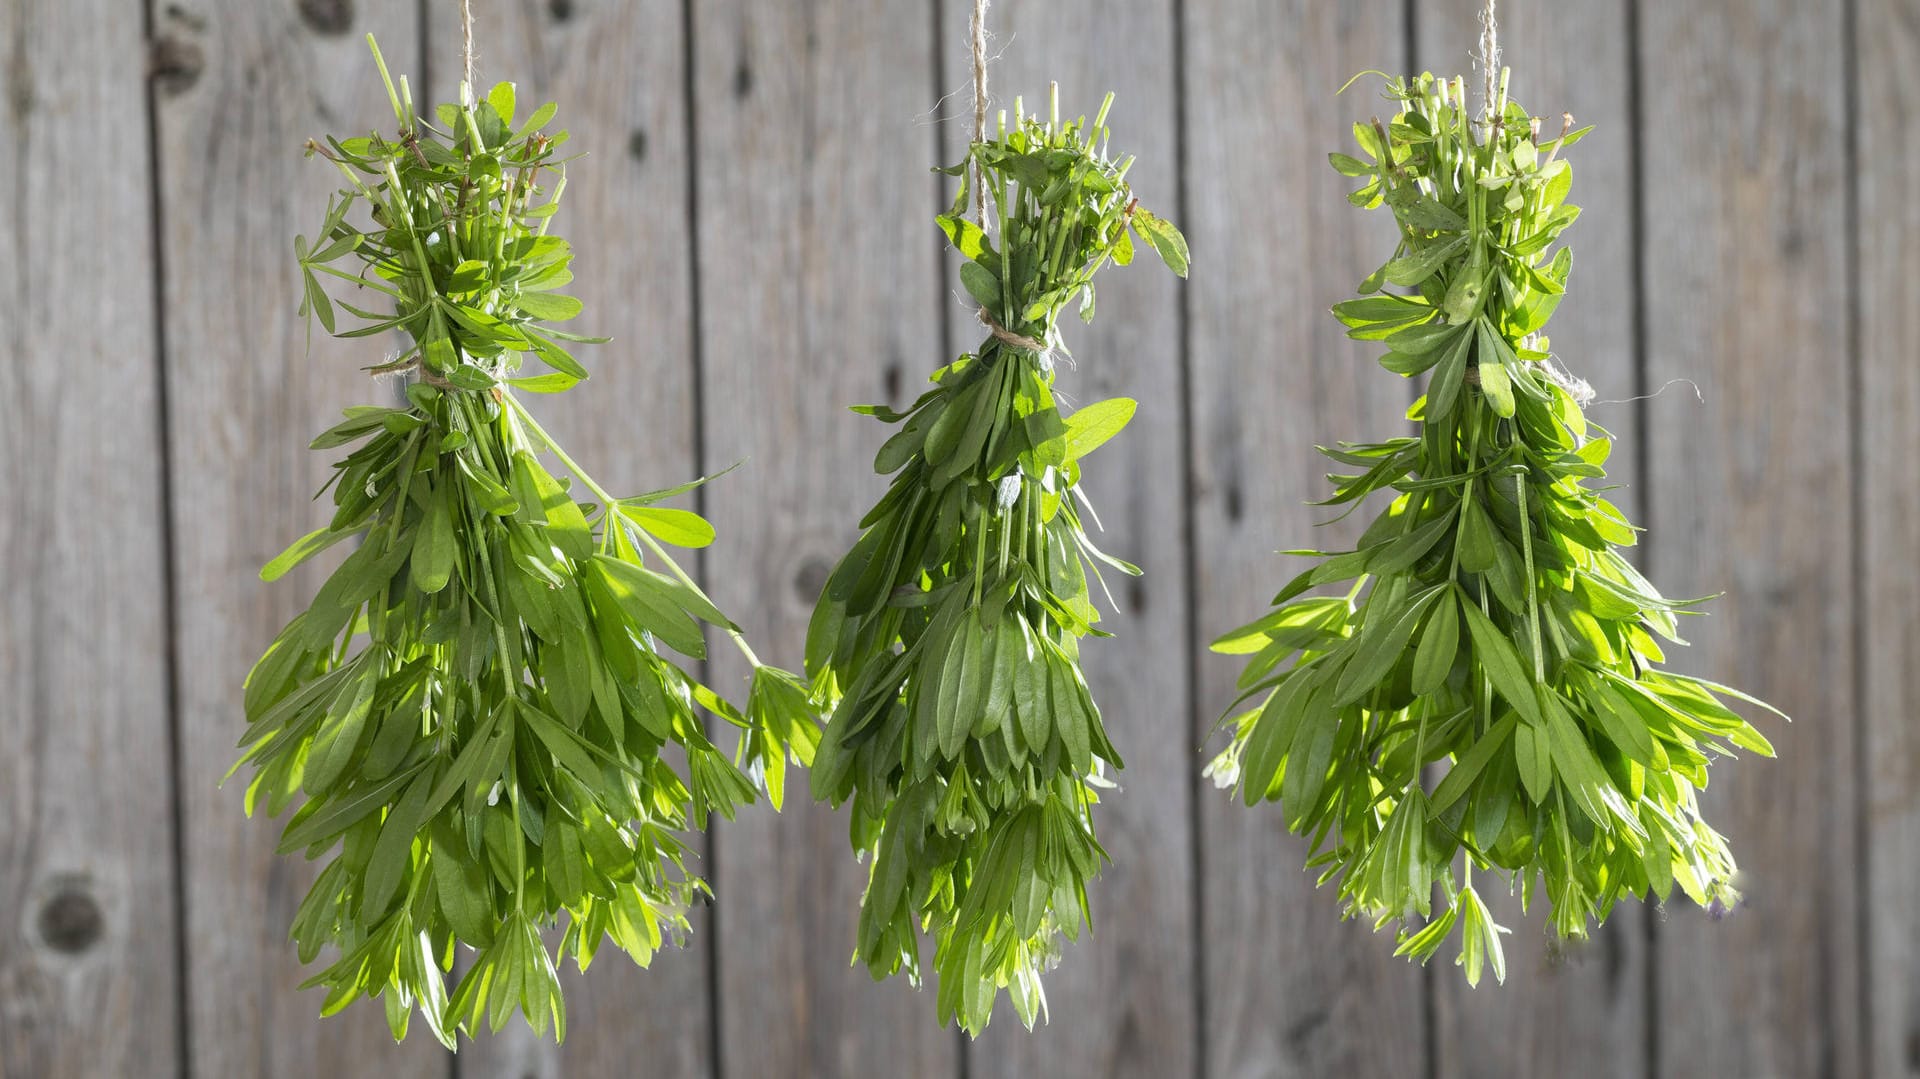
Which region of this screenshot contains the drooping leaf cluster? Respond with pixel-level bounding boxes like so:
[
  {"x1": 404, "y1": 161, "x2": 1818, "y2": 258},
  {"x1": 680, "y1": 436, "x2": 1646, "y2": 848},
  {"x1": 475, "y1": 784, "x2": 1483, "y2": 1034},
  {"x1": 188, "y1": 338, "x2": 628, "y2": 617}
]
[
  {"x1": 1208, "y1": 72, "x2": 1781, "y2": 986},
  {"x1": 807, "y1": 89, "x2": 1188, "y2": 1035},
  {"x1": 240, "y1": 37, "x2": 816, "y2": 1046}
]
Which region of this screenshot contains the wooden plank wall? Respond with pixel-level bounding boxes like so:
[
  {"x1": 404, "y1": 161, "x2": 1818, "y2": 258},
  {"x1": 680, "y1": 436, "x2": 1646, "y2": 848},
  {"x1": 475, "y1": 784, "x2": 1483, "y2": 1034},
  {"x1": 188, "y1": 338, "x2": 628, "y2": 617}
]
[
  {"x1": 0, "y1": 1, "x2": 1899, "y2": 1076},
  {"x1": 0, "y1": 4, "x2": 178, "y2": 1079},
  {"x1": 692, "y1": 3, "x2": 953, "y2": 1076},
  {"x1": 1640, "y1": 4, "x2": 1859, "y2": 1077},
  {"x1": 1862, "y1": 1, "x2": 1920, "y2": 1077},
  {"x1": 1183, "y1": 3, "x2": 1427, "y2": 1076}
]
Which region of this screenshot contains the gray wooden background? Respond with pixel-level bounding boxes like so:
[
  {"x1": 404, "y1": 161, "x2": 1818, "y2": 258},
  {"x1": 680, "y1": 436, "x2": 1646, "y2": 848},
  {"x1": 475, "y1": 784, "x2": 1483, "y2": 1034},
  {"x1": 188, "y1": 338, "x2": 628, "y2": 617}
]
[{"x1": 2, "y1": 0, "x2": 1910, "y2": 1076}]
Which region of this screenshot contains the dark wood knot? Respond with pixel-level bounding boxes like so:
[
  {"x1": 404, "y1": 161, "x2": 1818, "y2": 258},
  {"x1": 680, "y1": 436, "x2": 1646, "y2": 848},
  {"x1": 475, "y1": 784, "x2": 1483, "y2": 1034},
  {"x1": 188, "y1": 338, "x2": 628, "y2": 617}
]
[{"x1": 36, "y1": 888, "x2": 104, "y2": 955}]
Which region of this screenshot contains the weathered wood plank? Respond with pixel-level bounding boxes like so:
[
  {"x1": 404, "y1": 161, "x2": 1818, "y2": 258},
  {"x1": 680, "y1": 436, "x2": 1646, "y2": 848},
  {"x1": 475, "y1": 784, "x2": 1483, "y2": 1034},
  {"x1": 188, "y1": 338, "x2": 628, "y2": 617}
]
[
  {"x1": 1182, "y1": 3, "x2": 1427, "y2": 1076},
  {"x1": 1858, "y1": 0, "x2": 1920, "y2": 1074},
  {"x1": 941, "y1": 3, "x2": 1197, "y2": 1076},
  {"x1": 1638, "y1": 2, "x2": 1859, "y2": 1076},
  {"x1": 432, "y1": 2, "x2": 714, "y2": 1072},
  {"x1": 150, "y1": 3, "x2": 450, "y2": 1074},
  {"x1": 690, "y1": 3, "x2": 958, "y2": 1075},
  {"x1": 1420, "y1": 5, "x2": 1649, "y2": 1075},
  {"x1": 0, "y1": 4, "x2": 180, "y2": 1077}
]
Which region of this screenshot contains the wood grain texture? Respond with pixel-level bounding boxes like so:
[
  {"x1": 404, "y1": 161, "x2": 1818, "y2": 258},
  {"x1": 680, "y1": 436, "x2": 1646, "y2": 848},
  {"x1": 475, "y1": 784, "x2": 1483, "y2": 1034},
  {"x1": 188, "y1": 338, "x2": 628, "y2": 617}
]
[
  {"x1": 0, "y1": 3, "x2": 180, "y2": 1077},
  {"x1": 1419, "y1": 5, "x2": 1649, "y2": 1076},
  {"x1": 149, "y1": 3, "x2": 450, "y2": 1075},
  {"x1": 689, "y1": 3, "x2": 958, "y2": 1075},
  {"x1": 1181, "y1": 3, "x2": 1427, "y2": 1076},
  {"x1": 432, "y1": 2, "x2": 713, "y2": 1072},
  {"x1": 1638, "y1": 2, "x2": 1860, "y2": 1076},
  {"x1": 2, "y1": 4, "x2": 1888, "y2": 1074},
  {"x1": 1858, "y1": 0, "x2": 1920, "y2": 1074},
  {"x1": 939, "y1": 2, "x2": 1198, "y2": 1076}
]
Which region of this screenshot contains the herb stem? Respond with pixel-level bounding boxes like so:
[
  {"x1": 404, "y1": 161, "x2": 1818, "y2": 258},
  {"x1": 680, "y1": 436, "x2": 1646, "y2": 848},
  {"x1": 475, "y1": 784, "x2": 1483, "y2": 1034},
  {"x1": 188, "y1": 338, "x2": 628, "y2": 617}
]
[{"x1": 497, "y1": 391, "x2": 766, "y2": 670}]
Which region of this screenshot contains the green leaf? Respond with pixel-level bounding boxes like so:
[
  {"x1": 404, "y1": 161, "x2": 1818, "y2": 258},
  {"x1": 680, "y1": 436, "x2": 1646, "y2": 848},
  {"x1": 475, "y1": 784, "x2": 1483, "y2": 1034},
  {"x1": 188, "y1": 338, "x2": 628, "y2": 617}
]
[
  {"x1": 507, "y1": 372, "x2": 582, "y2": 394},
  {"x1": 960, "y1": 260, "x2": 1001, "y2": 311},
  {"x1": 1512, "y1": 719, "x2": 1552, "y2": 803},
  {"x1": 1334, "y1": 295, "x2": 1432, "y2": 329},
  {"x1": 1334, "y1": 585, "x2": 1441, "y2": 706},
  {"x1": 1062, "y1": 397, "x2": 1136, "y2": 461},
  {"x1": 305, "y1": 663, "x2": 377, "y2": 795},
  {"x1": 590, "y1": 555, "x2": 707, "y2": 659},
  {"x1": 1426, "y1": 325, "x2": 1473, "y2": 418},
  {"x1": 1052, "y1": 655, "x2": 1094, "y2": 775},
  {"x1": 1369, "y1": 509, "x2": 1457, "y2": 575},
  {"x1": 521, "y1": 702, "x2": 605, "y2": 784},
  {"x1": 262, "y1": 527, "x2": 353, "y2": 582},
  {"x1": 1474, "y1": 317, "x2": 1516, "y2": 417},
  {"x1": 620, "y1": 506, "x2": 716, "y2": 548},
  {"x1": 511, "y1": 101, "x2": 559, "y2": 142},
  {"x1": 515, "y1": 292, "x2": 584, "y2": 322},
  {"x1": 937, "y1": 213, "x2": 999, "y2": 264},
  {"x1": 934, "y1": 623, "x2": 971, "y2": 760},
  {"x1": 621, "y1": 461, "x2": 744, "y2": 505},
  {"x1": 1282, "y1": 697, "x2": 1337, "y2": 829},
  {"x1": 362, "y1": 771, "x2": 433, "y2": 917},
  {"x1": 1384, "y1": 236, "x2": 1466, "y2": 286},
  {"x1": 1402, "y1": 197, "x2": 1466, "y2": 231},
  {"x1": 1593, "y1": 683, "x2": 1659, "y2": 765},
  {"x1": 543, "y1": 820, "x2": 590, "y2": 906},
  {"x1": 1430, "y1": 713, "x2": 1516, "y2": 811},
  {"x1": 1458, "y1": 600, "x2": 1544, "y2": 728},
  {"x1": 1329, "y1": 152, "x2": 1374, "y2": 177},
  {"x1": 525, "y1": 329, "x2": 589, "y2": 379},
  {"x1": 276, "y1": 765, "x2": 423, "y2": 854},
  {"x1": 411, "y1": 489, "x2": 456, "y2": 593},
  {"x1": 1130, "y1": 207, "x2": 1190, "y2": 277},
  {"x1": 432, "y1": 820, "x2": 496, "y2": 946},
  {"x1": 1458, "y1": 500, "x2": 1497, "y2": 574},
  {"x1": 1411, "y1": 593, "x2": 1459, "y2": 696},
  {"x1": 1541, "y1": 692, "x2": 1636, "y2": 833}
]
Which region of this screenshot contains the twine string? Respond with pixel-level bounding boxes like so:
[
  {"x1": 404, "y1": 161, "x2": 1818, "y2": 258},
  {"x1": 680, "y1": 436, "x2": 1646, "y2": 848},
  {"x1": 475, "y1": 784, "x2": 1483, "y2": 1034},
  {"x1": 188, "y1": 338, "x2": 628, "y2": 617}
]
[
  {"x1": 1478, "y1": 0, "x2": 1500, "y2": 128},
  {"x1": 461, "y1": 0, "x2": 476, "y2": 100},
  {"x1": 970, "y1": 0, "x2": 991, "y2": 228},
  {"x1": 977, "y1": 309, "x2": 1046, "y2": 354}
]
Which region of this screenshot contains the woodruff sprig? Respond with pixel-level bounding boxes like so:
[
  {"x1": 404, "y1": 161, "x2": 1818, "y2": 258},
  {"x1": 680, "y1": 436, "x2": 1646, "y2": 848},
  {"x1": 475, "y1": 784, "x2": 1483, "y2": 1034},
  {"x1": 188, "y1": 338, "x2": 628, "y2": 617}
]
[
  {"x1": 1209, "y1": 72, "x2": 1781, "y2": 986},
  {"x1": 806, "y1": 88, "x2": 1188, "y2": 1035},
  {"x1": 239, "y1": 37, "x2": 817, "y2": 1045}
]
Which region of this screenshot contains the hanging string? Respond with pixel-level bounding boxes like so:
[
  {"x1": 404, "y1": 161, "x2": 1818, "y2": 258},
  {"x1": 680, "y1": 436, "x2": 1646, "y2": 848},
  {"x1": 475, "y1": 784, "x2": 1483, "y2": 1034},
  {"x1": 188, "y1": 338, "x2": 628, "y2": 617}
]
[
  {"x1": 1594, "y1": 378, "x2": 1705, "y2": 408},
  {"x1": 460, "y1": 0, "x2": 477, "y2": 101},
  {"x1": 1478, "y1": 0, "x2": 1500, "y2": 127},
  {"x1": 970, "y1": 0, "x2": 992, "y2": 229}
]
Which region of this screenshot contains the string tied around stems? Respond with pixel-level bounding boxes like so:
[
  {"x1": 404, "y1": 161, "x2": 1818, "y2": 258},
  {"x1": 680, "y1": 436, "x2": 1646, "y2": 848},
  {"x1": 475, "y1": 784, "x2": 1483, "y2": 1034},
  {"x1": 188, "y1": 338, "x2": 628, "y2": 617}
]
[
  {"x1": 964, "y1": 0, "x2": 1068, "y2": 373},
  {"x1": 978, "y1": 309, "x2": 1068, "y2": 373},
  {"x1": 964, "y1": 0, "x2": 1060, "y2": 370}
]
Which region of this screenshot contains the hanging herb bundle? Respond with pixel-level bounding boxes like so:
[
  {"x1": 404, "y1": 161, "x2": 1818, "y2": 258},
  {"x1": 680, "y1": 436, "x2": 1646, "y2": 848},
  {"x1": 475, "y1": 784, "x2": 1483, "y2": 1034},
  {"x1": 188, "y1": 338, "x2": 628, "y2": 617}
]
[
  {"x1": 238, "y1": 38, "x2": 817, "y2": 1045},
  {"x1": 1207, "y1": 71, "x2": 1782, "y2": 985},
  {"x1": 805, "y1": 89, "x2": 1188, "y2": 1034}
]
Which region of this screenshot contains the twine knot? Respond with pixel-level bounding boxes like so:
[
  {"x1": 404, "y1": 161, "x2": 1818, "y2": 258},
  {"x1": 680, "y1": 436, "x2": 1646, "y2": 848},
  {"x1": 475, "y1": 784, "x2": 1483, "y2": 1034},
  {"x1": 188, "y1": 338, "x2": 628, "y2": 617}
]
[{"x1": 977, "y1": 309, "x2": 1067, "y2": 371}]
